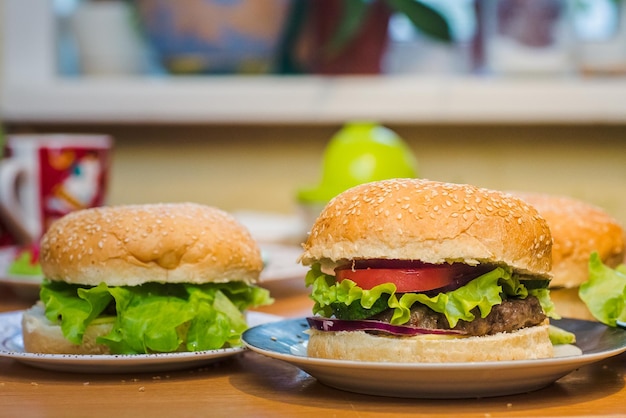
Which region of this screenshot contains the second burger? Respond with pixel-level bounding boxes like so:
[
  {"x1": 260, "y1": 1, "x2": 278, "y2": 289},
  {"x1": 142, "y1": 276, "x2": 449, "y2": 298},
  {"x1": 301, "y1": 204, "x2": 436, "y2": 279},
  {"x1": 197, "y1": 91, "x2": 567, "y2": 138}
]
[{"x1": 514, "y1": 192, "x2": 625, "y2": 321}]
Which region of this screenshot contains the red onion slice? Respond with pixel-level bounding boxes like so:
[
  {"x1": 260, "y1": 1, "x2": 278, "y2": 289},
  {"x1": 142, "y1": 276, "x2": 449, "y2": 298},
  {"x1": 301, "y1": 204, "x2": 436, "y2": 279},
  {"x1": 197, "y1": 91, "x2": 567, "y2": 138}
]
[{"x1": 306, "y1": 317, "x2": 466, "y2": 336}]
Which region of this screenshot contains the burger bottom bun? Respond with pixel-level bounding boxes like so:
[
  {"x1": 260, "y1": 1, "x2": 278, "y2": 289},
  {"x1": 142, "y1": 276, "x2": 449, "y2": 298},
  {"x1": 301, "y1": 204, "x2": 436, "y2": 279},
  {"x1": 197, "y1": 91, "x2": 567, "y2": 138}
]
[
  {"x1": 22, "y1": 303, "x2": 112, "y2": 355},
  {"x1": 550, "y1": 287, "x2": 596, "y2": 321},
  {"x1": 307, "y1": 323, "x2": 553, "y2": 363}
]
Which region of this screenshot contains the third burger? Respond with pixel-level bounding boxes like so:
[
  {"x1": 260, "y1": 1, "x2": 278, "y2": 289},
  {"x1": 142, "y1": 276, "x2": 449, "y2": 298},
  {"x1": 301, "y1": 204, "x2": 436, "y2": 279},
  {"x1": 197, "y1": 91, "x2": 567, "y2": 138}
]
[{"x1": 514, "y1": 192, "x2": 625, "y2": 321}]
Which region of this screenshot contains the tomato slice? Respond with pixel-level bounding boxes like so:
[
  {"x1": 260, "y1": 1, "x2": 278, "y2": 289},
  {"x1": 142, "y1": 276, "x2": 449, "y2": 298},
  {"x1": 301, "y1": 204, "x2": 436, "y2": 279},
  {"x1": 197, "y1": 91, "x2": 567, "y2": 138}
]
[{"x1": 335, "y1": 261, "x2": 484, "y2": 293}]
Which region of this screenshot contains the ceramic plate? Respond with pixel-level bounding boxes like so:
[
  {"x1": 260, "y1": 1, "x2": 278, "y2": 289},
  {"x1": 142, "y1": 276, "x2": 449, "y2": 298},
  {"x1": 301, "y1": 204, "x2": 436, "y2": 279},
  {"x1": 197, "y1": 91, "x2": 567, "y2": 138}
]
[
  {"x1": 259, "y1": 244, "x2": 308, "y2": 282},
  {"x1": 0, "y1": 246, "x2": 42, "y2": 299},
  {"x1": 0, "y1": 310, "x2": 281, "y2": 374},
  {"x1": 0, "y1": 274, "x2": 41, "y2": 299},
  {"x1": 242, "y1": 317, "x2": 626, "y2": 399},
  {"x1": 233, "y1": 211, "x2": 304, "y2": 244}
]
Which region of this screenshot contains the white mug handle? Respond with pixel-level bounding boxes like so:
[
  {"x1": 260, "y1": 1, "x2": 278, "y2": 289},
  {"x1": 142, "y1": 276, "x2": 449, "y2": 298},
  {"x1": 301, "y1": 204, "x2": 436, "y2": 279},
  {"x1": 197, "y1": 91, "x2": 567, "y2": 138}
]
[{"x1": 0, "y1": 158, "x2": 38, "y2": 244}]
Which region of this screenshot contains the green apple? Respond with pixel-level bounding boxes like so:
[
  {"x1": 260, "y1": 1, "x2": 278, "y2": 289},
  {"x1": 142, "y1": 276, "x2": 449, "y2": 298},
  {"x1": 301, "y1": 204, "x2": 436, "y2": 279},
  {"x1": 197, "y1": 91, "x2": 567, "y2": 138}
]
[{"x1": 297, "y1": 122, "x2": 418, "y2": 204}]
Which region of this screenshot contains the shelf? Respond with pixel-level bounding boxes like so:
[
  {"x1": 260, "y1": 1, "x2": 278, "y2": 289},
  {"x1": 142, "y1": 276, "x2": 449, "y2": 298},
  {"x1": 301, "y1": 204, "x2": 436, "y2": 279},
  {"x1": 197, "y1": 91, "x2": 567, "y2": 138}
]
[
  {"x1": 2, "y1": 75, "x2": 626, "y2": 125},
  {"x1": 2, "y1": 0, "x2": 626, "y2": 126}
]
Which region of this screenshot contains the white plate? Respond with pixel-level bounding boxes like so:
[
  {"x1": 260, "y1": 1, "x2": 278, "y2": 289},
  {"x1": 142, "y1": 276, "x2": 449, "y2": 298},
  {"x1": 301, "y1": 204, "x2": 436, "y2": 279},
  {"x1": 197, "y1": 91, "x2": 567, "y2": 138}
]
[
  {"x1": 0, "y1": 310, "x2": 281, "y2": 374},
  {"x1": 0, "y1": 246, "x2": 42, "y2": 299},
  {"x1": 242, "y1": 317, "x2": 626, "y2": 399},
  {"x1": 0, "y1": 275, "x2": 41, "y2": 300},
  {"x1": 234, "y1": 211, "x2": 308, "y2": 283},
  {"x1": 259, "y1": 244, "x2": 308, "y2": 283},
  {"x1": 233, "y1": 211, "x2": 305, "y2": 245}
]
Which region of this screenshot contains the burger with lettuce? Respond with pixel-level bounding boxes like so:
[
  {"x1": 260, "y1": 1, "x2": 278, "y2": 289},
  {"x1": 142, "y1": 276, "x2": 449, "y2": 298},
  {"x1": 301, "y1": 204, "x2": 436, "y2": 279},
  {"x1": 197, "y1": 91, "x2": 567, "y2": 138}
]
[
  {"x1": 300, "y1": 179, "x2": 566, "y2": 363},
  {"x1": 22, "y1": 203, "x2": 272, "y2": 355}
]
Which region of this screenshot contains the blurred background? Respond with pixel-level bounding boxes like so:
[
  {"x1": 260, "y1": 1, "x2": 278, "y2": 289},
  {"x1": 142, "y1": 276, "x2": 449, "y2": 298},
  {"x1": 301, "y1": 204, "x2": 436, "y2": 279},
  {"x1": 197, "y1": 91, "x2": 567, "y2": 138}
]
[{"x1": 1, "y1": 0, "x2": 625, "y2": 231}]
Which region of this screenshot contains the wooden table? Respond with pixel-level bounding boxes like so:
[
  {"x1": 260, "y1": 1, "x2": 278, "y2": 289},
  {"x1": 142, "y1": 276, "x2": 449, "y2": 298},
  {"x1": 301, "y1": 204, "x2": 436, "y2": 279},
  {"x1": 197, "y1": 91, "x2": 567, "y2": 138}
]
[{"x1": 1, "y1": 282, "x2": 625, "y2": 418}]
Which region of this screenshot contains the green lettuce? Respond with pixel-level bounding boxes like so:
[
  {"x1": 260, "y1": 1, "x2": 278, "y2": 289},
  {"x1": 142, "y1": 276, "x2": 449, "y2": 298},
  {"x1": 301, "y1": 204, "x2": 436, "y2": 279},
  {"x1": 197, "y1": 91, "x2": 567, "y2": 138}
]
[
  {"x1": 40, "y1": 280, "x2": 273, "y2": 354},
  {"x1": 579, "y1": 252, "x2": 626, "y2": 327},
  {"x1": 305, "y1": 263, "x2": 556, "y2": 328},
  {"x1": 549, "y1": 325, "x2": 576, "y2": 345}
]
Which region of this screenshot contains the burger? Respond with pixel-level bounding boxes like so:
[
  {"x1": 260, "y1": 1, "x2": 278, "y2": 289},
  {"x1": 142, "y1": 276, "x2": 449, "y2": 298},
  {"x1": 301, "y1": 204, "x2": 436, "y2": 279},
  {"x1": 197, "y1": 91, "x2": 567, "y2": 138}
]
[
  {"x1": 299, "y1": 178, "x2": 560, "y2": 363},
  {"x1": 22, "y1": 203, "x2": 273, "y2": 355},
  {"x1": 513, "y1": 192, "x2": 625, "y2": 321}
]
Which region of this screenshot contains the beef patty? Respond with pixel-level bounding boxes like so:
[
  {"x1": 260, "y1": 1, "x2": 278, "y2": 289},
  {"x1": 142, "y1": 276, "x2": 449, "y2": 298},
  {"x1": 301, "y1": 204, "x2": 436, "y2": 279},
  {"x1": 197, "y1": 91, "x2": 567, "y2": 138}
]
[{"x1": 372, "y1": 296, "x2": 546, "y2": 336}]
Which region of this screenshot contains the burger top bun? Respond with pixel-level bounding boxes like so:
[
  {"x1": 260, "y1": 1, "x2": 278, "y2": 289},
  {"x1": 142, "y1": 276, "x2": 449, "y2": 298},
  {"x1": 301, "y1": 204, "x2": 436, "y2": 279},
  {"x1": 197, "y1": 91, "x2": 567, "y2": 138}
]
[
  {"x1": 514, "y1": 192, "x2": 625, "y2": 288},
  {"x1": 301, "y1": 178, "x2": 553, "y2": 279},
  {"x1": 40, "y1": 203, "x2": 263, "y2": 287}
]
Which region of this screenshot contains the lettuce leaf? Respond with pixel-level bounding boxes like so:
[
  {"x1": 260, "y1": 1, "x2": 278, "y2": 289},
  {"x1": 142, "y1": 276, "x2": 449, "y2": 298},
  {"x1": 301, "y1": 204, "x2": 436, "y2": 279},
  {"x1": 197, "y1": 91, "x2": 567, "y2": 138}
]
[
  {"x1": 549, "y1": 325, "x2": 576, "y2": 345},
  {"x1": 305, "y1": 263, "x2": 554, "y2": 327},
  {"x1": 579, "y1": 252, "x2": 626, "y2": 327},
  {"x1": 531, "y1": 287, "x2": 559, "y2": 319},
  {"x1": 41, "y1": 281, "x2": 114, "y2": 344},
  {"x1": 40, "y1": 280, "x2": 273, "y2": 354}
]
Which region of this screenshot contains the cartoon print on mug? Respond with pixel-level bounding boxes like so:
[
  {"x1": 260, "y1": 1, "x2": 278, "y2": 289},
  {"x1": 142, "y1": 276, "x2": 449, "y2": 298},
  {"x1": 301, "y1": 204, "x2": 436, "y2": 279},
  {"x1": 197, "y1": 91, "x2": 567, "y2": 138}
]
[
  {"x1": 0, "y1": 134, "x2": 112, "y2": 245},
  {"x1": 46, "y1": 151, "x2": 105, "y2": 214}
]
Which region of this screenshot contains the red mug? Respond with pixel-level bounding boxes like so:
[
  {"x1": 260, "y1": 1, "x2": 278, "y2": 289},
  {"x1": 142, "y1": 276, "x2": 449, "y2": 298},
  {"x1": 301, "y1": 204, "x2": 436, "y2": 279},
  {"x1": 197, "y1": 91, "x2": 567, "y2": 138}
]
[{"x1": 0, "y1": 134, "x2": 113, "y2": 245}]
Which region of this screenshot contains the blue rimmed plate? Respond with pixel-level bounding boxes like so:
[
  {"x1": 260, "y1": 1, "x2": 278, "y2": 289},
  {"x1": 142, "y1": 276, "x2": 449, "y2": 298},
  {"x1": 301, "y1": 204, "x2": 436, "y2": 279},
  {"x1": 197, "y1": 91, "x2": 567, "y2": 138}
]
[{"x1": 242, "y1": 317, "x2": 626, "y2": 399}]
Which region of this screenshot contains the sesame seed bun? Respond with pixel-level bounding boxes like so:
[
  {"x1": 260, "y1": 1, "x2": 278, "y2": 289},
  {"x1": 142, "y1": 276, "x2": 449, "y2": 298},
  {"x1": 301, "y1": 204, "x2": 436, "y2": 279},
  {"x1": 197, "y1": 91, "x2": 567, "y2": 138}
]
[
  {"x1": 301, "y1": 178, "x2": 552, "y2": 279},
  {"x1": 40, "y1": 203, "x2": 263, "y2": 287},
  {"x1": 22, "y1": 302, "x2": 114, "y2": 355},
  {"x1": 513, "y1": 192, "x2": 625, "y2": 289},
  {"x1": 306, "y1": 323, "x2": 553, "y2": 363}
]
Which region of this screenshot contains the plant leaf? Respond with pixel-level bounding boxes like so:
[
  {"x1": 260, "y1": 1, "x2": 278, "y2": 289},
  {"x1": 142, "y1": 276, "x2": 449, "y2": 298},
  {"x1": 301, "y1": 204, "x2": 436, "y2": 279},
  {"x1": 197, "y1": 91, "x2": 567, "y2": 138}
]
[
  {"x1": 326, "y1": 0, "x2": 372, "y2": 55},
  {"x1": 386, "y1": 0, "x2": 452, "y2": 42}
]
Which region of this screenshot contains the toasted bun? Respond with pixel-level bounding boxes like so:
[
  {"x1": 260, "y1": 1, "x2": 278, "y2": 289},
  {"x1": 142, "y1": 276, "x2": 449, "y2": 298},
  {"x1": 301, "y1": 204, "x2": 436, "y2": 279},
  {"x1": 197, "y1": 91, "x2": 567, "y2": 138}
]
[
  {"x1": 300, "y1": 179, "x2": 552, "y2": 278},
  {"x1": 40, "y1": 203, "x2": 263, "y2": 287},
  {"x1": 307, "y1": 323, "x2": 553, "y2": 362},
  {"x1": 514, "y1": 192, "x2": 625, "y2": 288},
  {"x1": 22, "y1": 303, "x2": 112, "y2": 355}
]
